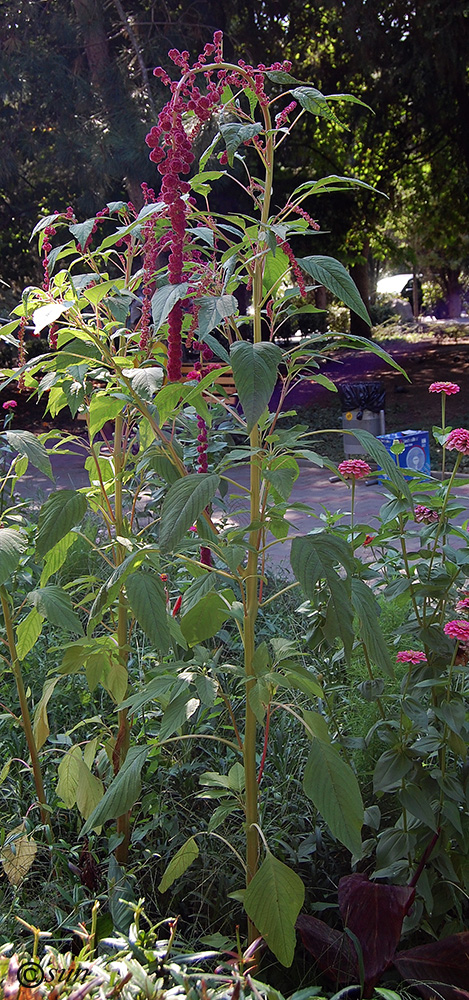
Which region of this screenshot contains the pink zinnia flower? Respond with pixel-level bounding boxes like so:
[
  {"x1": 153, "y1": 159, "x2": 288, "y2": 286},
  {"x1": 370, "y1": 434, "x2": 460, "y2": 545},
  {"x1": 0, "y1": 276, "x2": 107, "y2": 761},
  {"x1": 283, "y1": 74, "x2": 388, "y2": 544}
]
[
  {"x1": 445, "y1": 428, "x2": 469, "y2": 455},
  {"x1": 455, "y1": 597, "x2": 469, "y2": 612},
  {"x1": 444, "y1": 619, "x2": 469, "y2": 641},
  {"x1": 396, "y1": 650, "x2": 427, "y2": 664},
  {"x1": 429, "y1": 381, "x2": 460, "y2": 395},
  {"x1": 338, "y1": 459, "x2": 372, "y2": 480},
  {"x1": 414, "y1": 505, "x2": 439, "y2": 524},
  {"x1": 2, "y1": 400, "x2": 17, "y2": 410}
]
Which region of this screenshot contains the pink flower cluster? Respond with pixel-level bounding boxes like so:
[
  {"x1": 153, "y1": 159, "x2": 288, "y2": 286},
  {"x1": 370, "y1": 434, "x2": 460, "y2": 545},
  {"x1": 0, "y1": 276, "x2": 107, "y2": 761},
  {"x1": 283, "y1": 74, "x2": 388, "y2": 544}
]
[
  {"x1": 396, "y1": 650, "x2": 427, "y2": 664},
  {"x1": 414, "y1": 505, "x2": 439, "y2": 524},
  {"x1": 337, "y1": 459, "x2": 372, "y2": 480},
  {"x1": 145, "y1": 33, "x2": 296, "y2": 379},
  {"x1": 275, "y1": 234, "x2": 306, "y2": 297},
  {"x1": 445, "y1": 428, "x2": 469, "y2": 455},
  {"x1": 429, "y1": 381, "x2": 460, "y2": 395},
  {"x1": 2, "y1": 400, "x2": 17, "y2": 410},
  {"x1": 42, "y1": 223, "x2": 56, "y2": 291},
  {"x1": 455, "y1": 597, "x2": 469, "y2": 612},
  {"x1": 444, "y1": 620, "x2": 469, "y2": 641}
]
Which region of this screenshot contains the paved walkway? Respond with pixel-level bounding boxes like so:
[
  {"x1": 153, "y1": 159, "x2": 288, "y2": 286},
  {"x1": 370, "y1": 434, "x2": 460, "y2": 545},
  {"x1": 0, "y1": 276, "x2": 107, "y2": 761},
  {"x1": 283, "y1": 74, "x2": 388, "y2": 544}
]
[{"x1": 15, "y1": 440, "x2": 469, "y2": 576}]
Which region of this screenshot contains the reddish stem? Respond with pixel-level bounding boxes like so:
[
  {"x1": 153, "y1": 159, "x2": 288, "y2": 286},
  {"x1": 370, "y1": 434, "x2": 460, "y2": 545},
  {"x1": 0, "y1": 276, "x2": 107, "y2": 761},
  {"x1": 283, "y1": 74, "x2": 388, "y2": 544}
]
[{"x1": 257, "y1": 704, "x2": 271, "y2": 785}]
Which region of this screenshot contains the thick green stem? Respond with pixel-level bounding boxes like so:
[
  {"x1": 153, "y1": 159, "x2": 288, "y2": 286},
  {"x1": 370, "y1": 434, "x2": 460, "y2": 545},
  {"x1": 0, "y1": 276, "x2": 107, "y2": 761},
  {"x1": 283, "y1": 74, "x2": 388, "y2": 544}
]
[
  {"x1": 243, "y1": 116, "x2": 274, "y2": 939},
  {"x1": 0, "y1": 586, "x2": 48, "y2": 824},
  {"x1": 112, "y1": 412, "x2": 131, "y2": 862}
]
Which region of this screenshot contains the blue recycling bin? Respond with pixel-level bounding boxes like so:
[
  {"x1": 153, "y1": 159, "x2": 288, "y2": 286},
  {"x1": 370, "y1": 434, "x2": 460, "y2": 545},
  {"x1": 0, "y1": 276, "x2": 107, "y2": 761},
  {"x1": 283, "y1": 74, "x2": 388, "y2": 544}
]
[{"x1": 377, "y1": 430, "x2": 431, "y2": 477}]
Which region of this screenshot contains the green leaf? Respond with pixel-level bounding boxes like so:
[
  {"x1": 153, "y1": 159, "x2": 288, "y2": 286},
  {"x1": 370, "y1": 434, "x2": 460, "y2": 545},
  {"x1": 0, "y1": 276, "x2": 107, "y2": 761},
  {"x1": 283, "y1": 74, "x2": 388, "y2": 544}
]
[
  {"x1": 399, "y1": 783, "x2": 438, "y2": 832},
  {"x1": 80, "y1": 746, "x2": 149, "y2": 836},
  {"x1": 159, "y1": 473, "x2": 220, "y2": 553},
  {"x1": 27, "y1": 585, "x2": 83, "y2": 634},
  {"x1": 151, "y1": 282, "x2": 189, "y2": 332},
  {"x1": 57, "y1": 745, "x2": 82, "y2": 807},
  {"x1": 32, "y1": 301, "x2": 71, "y2": 335},
  {"x1": 158, "y1": 836, "x2": 199, "y2": 893},
  {"x1": 303, "y1": 740, "x2": 363, "y2": 856},
  {"x1": 219, "y1": 122, "x2": 263, "y2": 165},
  {"x1": 195, "y1": 295, "x2": 238, "y2": 341},
  {"x1": 69, "y1": 219, "x2": 96, "y2": 248},
  {"x1": 373, "y1": 749, "x2": 413, "y2": 794},
  {"x1": 231, "y1": 341, "x2": 282, "y2": 434},
  {"x1": 126, "y1": 571, "x2": 169, "y2": 653},
  {"x1": 121, "y1": 366, "x2": 164, "y2": 401},
  {"x1": 349, "y1": 429, "x2": 412, "y2": 502},
  {"x1": 33, "y1": 676, "x2": 60, "y2": 750},
  {"x1": 159, "y1": 690, "x2": 200, "y2": 741},
  {"x1": 180, "y1": 591, "x2": 232, "y2": 645},
  {"x1": 36, "y1": 490, "x2": 88, "y2": 559},
  {"x1": 244, "y1": 853, "x2": 305, "y2": 967},
  {"x1": 16, "y1": 608, "x2": 44, "y2": 659},
  {"x1": 40, "y1": 531, "x2": 77, "y2": 586},
  {"x1": 265, "y1": 69, "x2": 302, "y2": 86},
  {"x1": 292, "y1": 87, "x2": 343, "y2": 126},
  {"x1": 351, "y1": 579, "x2": 394, "y2": 677},
  {"x1": 290, "y1": 533, "x2": 354, "y2": 660},
  {"x1": 297, "y1": 256, "x2": 370, "y2": 325},
  {"x1": 88, "y1": 392, "x2": 125, "y2": 440},
  {"x1": 0, "y1": 528, "x2": 27, "y2": 586},
  {"x1": 75, "y1": 758, "x2": 104, "y2": 821},
  {"x1": 4, "y1": 431, "x2": 53, "y2": 480}
]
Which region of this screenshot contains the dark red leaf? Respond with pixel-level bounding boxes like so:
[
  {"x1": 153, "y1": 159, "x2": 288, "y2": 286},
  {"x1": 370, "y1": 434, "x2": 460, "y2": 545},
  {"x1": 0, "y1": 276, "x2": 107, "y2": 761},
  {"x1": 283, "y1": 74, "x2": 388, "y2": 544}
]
[
  {"x1": 338, "y1": 874, "x2": 415, "y2": 989},
  {"x1": 394, "y1": 932, "x2": 469, "y2": 1000},
  {"x1": 296, "y1": 914, "x2": 358, "y2": 986}
]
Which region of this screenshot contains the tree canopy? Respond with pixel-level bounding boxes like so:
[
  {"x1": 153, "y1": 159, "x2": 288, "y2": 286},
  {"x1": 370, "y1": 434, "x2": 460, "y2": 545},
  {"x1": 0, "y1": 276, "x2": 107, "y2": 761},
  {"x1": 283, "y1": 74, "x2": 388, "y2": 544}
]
[{"x1": 1, "y1": 0, "x2": 468, "y2": 316}]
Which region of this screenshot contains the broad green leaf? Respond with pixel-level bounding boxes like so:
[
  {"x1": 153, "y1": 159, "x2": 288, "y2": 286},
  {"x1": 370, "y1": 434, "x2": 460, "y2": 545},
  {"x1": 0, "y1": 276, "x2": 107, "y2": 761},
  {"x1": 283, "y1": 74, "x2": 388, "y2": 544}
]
[
  {"x1": 4, "y1": 431, "x2": 53, "y2": 480},
  {"x1": 158, "y1": 836, "x2": 199, "y2": 893},
  {"x1": 89, "y1": 393, "x2": 125, "y2": 440},
  {"x1": 180, "y1": 574, "x2": 216, "y2": 615},
  {"x1": 373, "y1": 749, "x2": 413, "y2": 794},
  {"x1": 292, "y1": 87, "x2": 343, "y2": 126},
  {"x1": 57, "y1": 745, "x2": 82, "y2": 807},
  {"x1": 263, "y1": 246, "x2": 291, "y2": 296},
  {"x1": 399, "y1": 783, "x2": 438, "y2": 832},
  {"x1": 244, "y1": 853, "x2": 305, "y2": 967},
  {"x1": 33, "y1": 301, "x2": 71, "y2": 335},
  {"x1": 180, "y1": 591, "x2": 233, "y2": 645},
  {"x1": 219, "y1": 122, "x2": 263, "y2": 164},
  {"x1": 126, "y1": 571, "x2": 170, "y2": 653},
  {"x1": 36, "y1": 490, "x2": 87, "y2": 559},
  {"x1": 81, "y1": 746, "x2": 149, "y2": 836},
  {"x1": 351, "y1": 579, "x2": 394, "y2": 677},
  {"x1": 75, "y1": 758, "x2": 104, "y2": 821},
  {"x1": 159, "y1": 691, "x2": 200, "y2": 741},
  {"x1": 303, "y1": 710, "x2": 330, "y2": 743},
  {"x1": 0, "y1": 528, "x2": 27, "y2": 586},
  {"x1": 33, "y1": 676, "x2": 61, "y2": 750},
  {"x1": 82, "y1": 278, "x2": 123, "y2": 304},
  {"x1": 118, "y1": 674, "x2": 181, "y2": 714},
  {"x1": 151, "y1": 282, "x2": 189, "y2": 332},
  {"x1": 195, "y1": 294, "x2": 237, "y2": 341},
  {"x1": 69, "y1": 218, "x2": 96, "y2": 248},
  {"x1": 265, "y1": 69, "x2": 302, "y2": 86},
  {"x1": 28, "y1": 585, "x2": 83, "y2": 634},
  {"x1": 303, "y1": 740, "x2": 363, "y2": 856},
  {"x1": 350, "y1": 429, "x2": 412, "y2": 502},
  {"x1": 121, "y1": 366, "x2": 164, "y2": 400},
  {"x1": 297, "y1": 256, "x2": 370, "y2": 325},
  {"x1": 159, "y1": 473, "x2": 220, "y2": 553},
  {"x1": 40, "y1": 531, "x2": 77, "y2": 586},
  {"x1": 231, "y1": 342, "x2": 282, "y2": 433},
  {"x1": 290, "y1": 533, "x2": 354, "y2": 660}
]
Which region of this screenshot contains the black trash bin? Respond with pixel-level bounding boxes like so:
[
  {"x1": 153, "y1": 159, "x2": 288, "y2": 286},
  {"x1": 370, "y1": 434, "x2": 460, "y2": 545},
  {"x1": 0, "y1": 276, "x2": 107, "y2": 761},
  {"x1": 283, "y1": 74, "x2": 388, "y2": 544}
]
[{"x1": 339, "y1": 381, "x2": 386, "y2": 457}]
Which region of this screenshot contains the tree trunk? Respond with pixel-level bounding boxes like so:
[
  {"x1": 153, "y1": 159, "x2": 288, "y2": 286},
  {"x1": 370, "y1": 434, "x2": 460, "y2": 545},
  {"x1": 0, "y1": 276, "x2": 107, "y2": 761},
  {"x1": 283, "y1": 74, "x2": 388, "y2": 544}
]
[
  {"x1": 350, "y1": 247, "x2": 371, "y2": 338},
  {"x1": 444, "y1": 269, "x2": 462, "y2": 319}
]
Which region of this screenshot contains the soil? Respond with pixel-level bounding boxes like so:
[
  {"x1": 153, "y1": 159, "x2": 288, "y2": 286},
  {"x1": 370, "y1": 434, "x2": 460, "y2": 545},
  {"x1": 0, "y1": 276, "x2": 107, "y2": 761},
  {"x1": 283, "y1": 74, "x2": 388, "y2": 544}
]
[{"x1": 2, "y1": 336, "x2": 469, "y2": 439}]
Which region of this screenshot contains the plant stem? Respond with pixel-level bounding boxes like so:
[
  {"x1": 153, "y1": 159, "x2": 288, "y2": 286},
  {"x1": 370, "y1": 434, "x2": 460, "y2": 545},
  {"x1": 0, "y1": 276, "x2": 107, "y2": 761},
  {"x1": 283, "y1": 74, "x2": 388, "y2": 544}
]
[
  {"x1": 112, "y1": 412, "x2": 131, "y2": 862},
  {"x1": 0, "y1": 585, "x2": 48, "y2": 825}
]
